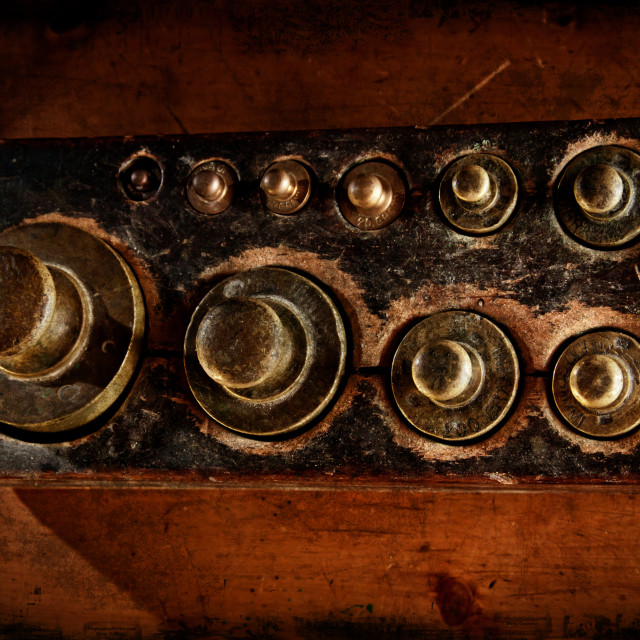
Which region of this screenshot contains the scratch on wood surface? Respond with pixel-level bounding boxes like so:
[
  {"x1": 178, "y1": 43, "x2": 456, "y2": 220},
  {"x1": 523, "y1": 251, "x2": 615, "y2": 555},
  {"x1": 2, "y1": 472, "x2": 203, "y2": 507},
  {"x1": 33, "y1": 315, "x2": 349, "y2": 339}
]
[
  {"x1": 428, "y1": 59, "x2": 512, "y2": 125},
  {"x1": 635, "y1": 263, "x2": 640, "y2": 282}
]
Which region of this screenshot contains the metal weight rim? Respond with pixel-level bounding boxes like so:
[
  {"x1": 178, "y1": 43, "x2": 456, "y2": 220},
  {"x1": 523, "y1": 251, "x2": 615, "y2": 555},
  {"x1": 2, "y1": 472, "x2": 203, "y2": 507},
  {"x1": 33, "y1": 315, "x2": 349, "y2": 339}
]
[
  {"x1": 0, "y1": 222, "x2": 145, "y2": 433},
  {"x1": 184, "y1": 267, "x2": 347, "y2": 437}
]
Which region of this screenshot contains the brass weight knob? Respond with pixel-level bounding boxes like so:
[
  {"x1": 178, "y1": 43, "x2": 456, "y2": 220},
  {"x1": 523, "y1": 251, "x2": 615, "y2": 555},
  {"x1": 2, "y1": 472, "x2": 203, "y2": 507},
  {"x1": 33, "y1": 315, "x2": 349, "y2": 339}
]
[
  {"x1": 451, "y1": 164, "x2": 492, "y2": 205},
  {"x1": 573, "y1": 164, "x2": 625, "y2": 219},
  {"x1": 555, "y1": 145, "x2": 640, "y2": 248},
  {"x1": 184, "y1": 267, "x2": 346, "y2": 437},
  {"x1": 552, "y1": 331, "x2": 640, "y2": 437},
  {"x1": 0, "y1": 247, "x2": 83, "y2": 375},
  {"x1": 0, "y1": 223, "x2": 145, "y2": 434},
  {"x1": 338, "y1": 161, "x2": 405, "y2": 230},
  {"x1": 439, "y1": 154, "x2": 518, "y2": 234},
  {"x1": 391, "y1": 311, "x2": 519, "y2": 441}
]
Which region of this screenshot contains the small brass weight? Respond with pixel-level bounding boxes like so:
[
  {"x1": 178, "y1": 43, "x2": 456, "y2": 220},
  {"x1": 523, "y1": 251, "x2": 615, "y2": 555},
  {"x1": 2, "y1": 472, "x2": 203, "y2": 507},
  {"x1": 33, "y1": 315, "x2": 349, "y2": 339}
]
[
  {"x1": 0, "y1": 223, "x2": 145, "y2": 433},
  {"x1": 552, "y1": 331, "x2": 640, "y2": 437},
  {"x1": 184, "y1": 267, "x2": 346, "y2": 437}
]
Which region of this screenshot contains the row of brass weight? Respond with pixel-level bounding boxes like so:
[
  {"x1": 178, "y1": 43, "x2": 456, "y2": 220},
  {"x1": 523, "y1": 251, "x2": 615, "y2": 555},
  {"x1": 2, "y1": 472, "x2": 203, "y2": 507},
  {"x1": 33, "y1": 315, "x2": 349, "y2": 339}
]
[
  {"x1": 1, "y1": 143, "x2": 640, "y2": 442},
  {"x1": 121, "y1": 143, "x2": 640, "y2": 246},
  {"x1": 0, "y1": 227, "x2": 638, "y2": 442}
]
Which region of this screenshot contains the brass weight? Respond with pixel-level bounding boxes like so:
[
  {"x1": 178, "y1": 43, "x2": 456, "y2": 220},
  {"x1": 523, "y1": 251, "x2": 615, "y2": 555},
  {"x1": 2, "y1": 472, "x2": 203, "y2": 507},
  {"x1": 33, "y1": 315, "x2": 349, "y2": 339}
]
[
  {"x1": 552, "y1": 330, "x2": 640, "y2": 437},
  {"x1": 438, "y1": 153, "x2": 518, "y2": 234},
  {"x1": 0, "y1": 222, "x2": 145, "y2": 433},
  {"x1": 338, "y1": 161, "x2": 405, "y2": 230},
  {"x1": 259, "y1": 160, "x2": 312, "y2": 214},
  {"x1": 391, "y1": 311, "x2": 519, "y2": 441},
  {"x1": 555, "y1": 145, "x2": 640, "y2": 248},
  {"x1": 184, "y1": 267, "x2": 346, "y2": 437},
  {"x1": 186, "y1": 160, "x2": 237, "y2": 215}
]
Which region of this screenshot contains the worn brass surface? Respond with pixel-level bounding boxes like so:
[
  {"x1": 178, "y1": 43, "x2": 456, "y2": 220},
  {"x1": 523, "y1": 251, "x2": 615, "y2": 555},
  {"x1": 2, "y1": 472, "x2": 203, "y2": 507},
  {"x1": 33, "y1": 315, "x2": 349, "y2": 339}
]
[
  {"x1": 186, "y1": 160, "x2": 237, "y2": 214},
  {"x1": 439, "y1": 153, "x2": 518, "y2": 234},
  {"x1": 338, "y1": 161, "x2": 405, "y2": 230},
  {"x1": 391, "y1": 311, "x2": 519, "y2": 441},
  {"x1": 259, "y1": 160, "x2": 311, "y2": 214},
  {"x1": 0, "y1": 223, "x2": 145, "y2": 433},
  {"x1": 184, "y1": 267, "x2": 346, "y2": 437},
  {"x1": 552, "y1": 331, "x2": 640, "y2": 437},
  {"x1": 555, "y1": 145, "x2": 640, "y2": 247},
  {"x1": 0, "y1": 248, "x2": 56, "y2": 358}
]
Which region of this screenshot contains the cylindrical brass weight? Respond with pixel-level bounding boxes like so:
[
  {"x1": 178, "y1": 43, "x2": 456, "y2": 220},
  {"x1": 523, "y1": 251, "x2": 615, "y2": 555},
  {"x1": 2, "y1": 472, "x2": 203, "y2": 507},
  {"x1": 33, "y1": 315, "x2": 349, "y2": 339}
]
[
  {"x1": 555, "y1": 145, "x2": 640, "y2": 248},
  {"x1": 0, "y1": 223, "x2": 145, "y2": 433},
  {"x1": 186, "y1": 160, "x2": 237, "y2": 214},
  {"x1": 259, "y1": 160, "x2": 312, "y2": 214},
  {"x1": 391, "y1": 311, "x2": 519, "y2": 441},
  {"x1": 338, "y1": 161, "x2": 405, "y2": 230},
  {"x1": 439, "y1": 153, "x2": 518, "y2": 234},
  {"x1": 184, "y1": 267, "x2": 347, "y2": 437},
  {"x1": 552, "y1": 330, "x2": 640, "y2": 437}
]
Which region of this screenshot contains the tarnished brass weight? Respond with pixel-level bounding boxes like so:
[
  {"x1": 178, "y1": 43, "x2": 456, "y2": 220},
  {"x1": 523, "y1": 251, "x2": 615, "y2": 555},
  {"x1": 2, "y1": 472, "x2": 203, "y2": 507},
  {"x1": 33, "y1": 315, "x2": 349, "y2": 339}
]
[
  {"x1": 391, "y1": 311, "x2": 519, "y2": 441},
  {"x1": 555, "y1": 145, "x2": 640, "y2": 247},
  {"x1": 119, "y1": 155, "x2": 163, "y2": 202},
  {"x1": 338, "y1": 161, "x2": 405, "y2": 230},
  {"x1": 260, "y1": 160, "x2": 312, "y2": 214},
  {"x1": 184, "y1": 267, "x2": 346, "y2": 437},
  {"x1": 552, "y1": 331, "x2": 640, "y2": 437},
  {"x1": 0, "y1": 223, "x2": 145, "y2": 433},
  {"x1": 439, "y1": 153, "x2": 518, "y2": 234},
  {"x1": 186, "y1": 160, "x2": 237, "y2": 214}
]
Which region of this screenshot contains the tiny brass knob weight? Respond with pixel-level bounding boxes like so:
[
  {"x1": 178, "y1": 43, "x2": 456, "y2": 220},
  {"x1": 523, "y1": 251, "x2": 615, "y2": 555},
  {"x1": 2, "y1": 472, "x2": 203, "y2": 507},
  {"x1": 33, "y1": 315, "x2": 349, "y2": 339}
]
[
  {"x1": 338, "y1": 161, "x2": 405, "y2": 230},
  {"x1": 0, "y1": 222, "x2": 145, "y2": 434},
  {"x1": 185, "y1": 267, "x2": 347, "y2": 437},
  {"x1": 259, "y1": 160, "x2": 312, "y2": 214},
  {"x1": 439, "y1": 153, "x2": 519, "y2": 234}
]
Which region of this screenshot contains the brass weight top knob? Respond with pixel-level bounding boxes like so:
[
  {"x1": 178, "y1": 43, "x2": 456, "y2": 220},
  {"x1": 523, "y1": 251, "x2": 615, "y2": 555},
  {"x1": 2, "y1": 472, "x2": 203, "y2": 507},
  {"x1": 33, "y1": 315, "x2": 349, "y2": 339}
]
[
  {"x1": 347, "y1": 174, "x2": 392, "y2": 211},
  {"x1": 262, "y1": 168, "x2": 296, "y2": 201},
  {"x1": 573, "y1": 164, "x2": 624, "y2": 218},
  {"x1": 0, "y1": 223, "x2": 145, "y2": 434},
  {"x1": 0, "y1": 246, "x2": 84, "y2": 375},
  {"x1": 0, "y1": 247, "x2": 56, "y2": 358},
  {"x1": 191, "y1": 170, "x2": 228, "y2": 203},
  {"x1": 195, "y1": 298, "x2": 293, "y2": 390},
  {"x1": 569, "y1": 354, "x2": 626, "y2": 411},
  {"x1": 411, "y1": 339, "x2": 482, "y2": 406},
  {"x1": 451, "y1": 164, "x2": 492, "y2": 205}
]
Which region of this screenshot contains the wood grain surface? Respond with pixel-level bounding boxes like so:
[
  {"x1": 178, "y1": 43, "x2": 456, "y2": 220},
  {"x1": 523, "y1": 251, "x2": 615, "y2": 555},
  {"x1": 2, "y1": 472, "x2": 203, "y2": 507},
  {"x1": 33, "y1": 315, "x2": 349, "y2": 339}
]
[{"x1": 2, "y1": 1, "x2": 640, "y2": 637}]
